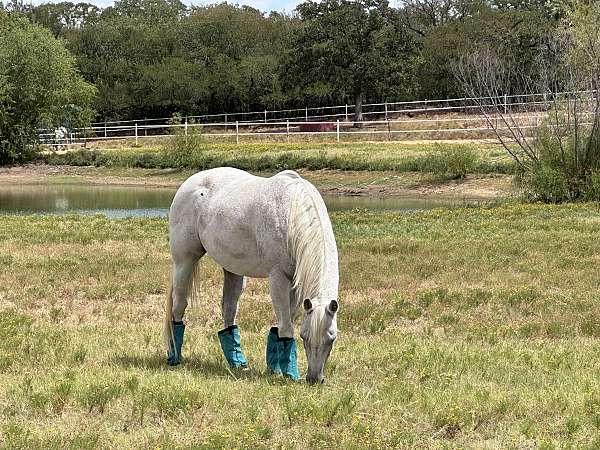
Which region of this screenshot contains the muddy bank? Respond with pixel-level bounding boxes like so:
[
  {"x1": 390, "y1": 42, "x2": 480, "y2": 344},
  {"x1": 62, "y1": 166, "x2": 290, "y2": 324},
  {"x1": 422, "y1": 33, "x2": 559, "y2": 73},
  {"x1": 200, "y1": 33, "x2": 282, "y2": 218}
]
[{"x1": 0, "y1": 164, "x2": 514, "y2": 201}]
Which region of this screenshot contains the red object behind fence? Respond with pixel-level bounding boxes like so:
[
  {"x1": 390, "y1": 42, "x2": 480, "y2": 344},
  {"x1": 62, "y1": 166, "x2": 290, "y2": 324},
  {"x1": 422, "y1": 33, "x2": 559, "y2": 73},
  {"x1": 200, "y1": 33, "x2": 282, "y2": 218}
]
[{"x1": 298, "y1": 123, "x2": 335, "y2": 132}]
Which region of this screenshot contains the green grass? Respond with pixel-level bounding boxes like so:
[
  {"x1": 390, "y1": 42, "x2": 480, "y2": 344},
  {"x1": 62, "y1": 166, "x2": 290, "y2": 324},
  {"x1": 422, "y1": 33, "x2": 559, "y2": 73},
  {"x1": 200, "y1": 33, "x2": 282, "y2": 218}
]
[
  {"x1": 44, "y1": 141, "x2": 515, "y2": 175},
  {"x1": 2, "y1": 203, "x2": 600, "y2": 447}
]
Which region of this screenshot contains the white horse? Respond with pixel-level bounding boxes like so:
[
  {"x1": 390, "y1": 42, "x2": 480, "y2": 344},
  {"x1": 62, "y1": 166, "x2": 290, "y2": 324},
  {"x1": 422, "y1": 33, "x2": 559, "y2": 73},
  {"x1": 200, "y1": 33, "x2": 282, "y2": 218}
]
[{"x1": 164, "y1": 167, "x2": 339, "y2": 384}]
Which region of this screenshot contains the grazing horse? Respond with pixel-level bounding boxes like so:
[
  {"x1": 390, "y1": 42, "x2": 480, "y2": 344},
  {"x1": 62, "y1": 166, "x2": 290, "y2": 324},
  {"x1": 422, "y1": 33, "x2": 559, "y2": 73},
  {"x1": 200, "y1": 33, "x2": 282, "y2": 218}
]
[{"x1": 164, "y1": 167, "x2": 339, "y2": 384}]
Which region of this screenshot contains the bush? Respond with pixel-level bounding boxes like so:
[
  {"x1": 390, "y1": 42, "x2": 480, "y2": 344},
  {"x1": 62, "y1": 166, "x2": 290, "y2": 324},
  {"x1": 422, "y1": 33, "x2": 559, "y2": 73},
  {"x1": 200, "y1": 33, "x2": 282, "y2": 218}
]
[
  {"x1": 515, "y1": 123, "x2": 600, "y2": 202},
  {"x1": 409, "y1": 145, "x2": 478, "y2": 179},
  {"x1": 0, "y1": 12, "x2": 94, "y2": 166},
  {"x1": 46, "y1": 149, "x2": 97, "y2": 166},
  {"x1": 44, "y1": 141, "x2": 505, "y2": 175}
]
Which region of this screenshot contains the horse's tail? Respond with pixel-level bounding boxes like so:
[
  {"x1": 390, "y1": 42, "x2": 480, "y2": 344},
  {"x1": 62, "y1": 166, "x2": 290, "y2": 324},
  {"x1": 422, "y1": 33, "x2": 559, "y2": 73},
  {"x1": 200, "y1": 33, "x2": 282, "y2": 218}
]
[
  {"x1": 163, "y1": 280, "x2": 175, "y2": 353},
  {"x1": 163, "y1": 261, "x2": 201, "y2": 353}
]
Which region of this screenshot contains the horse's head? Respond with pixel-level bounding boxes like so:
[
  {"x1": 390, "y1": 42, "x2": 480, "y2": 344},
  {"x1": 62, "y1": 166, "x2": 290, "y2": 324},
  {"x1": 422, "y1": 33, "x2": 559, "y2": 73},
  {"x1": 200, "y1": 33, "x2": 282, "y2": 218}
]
[{"x1": 300, "y1": 298, "x2": 338, "y2": 384}]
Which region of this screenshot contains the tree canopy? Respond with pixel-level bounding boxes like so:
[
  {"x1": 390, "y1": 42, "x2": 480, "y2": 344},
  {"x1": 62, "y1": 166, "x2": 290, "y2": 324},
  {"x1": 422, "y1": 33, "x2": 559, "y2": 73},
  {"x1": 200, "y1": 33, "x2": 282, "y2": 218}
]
[
  {"x1": 282, "y1": 0, "x2": 418, "y2": 121},
  {"x1": 0, "y1": 0, "x2": 574, "y2": 125},
  {"x1": 0, "y1": 10, "x2": 95, "y2": 164}
]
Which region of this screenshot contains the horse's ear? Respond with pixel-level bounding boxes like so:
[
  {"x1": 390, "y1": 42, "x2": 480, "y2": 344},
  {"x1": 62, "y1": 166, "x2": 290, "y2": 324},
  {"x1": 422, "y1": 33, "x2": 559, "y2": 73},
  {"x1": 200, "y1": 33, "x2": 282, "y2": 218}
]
[
  {"x1": 329, "y1": 299, "x2": 339, "y2": 313},
  {"x1": 303, "y1": 298, "x2": 312, "y2": 311}
]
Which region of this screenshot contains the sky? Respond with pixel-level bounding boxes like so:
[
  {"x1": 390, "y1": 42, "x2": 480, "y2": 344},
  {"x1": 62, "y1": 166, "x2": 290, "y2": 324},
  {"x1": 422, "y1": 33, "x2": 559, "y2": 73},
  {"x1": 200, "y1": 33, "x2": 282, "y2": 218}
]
[{"x1": 29, "y1": 0, "x2": 304, "y2": 13}]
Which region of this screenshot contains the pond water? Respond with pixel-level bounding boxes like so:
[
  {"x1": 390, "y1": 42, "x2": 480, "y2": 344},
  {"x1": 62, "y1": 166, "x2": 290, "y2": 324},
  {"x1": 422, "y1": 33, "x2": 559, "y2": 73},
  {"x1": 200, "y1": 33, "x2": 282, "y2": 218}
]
[{"x1": 0, "y1": 184, "x2": 477, "y2": 219}]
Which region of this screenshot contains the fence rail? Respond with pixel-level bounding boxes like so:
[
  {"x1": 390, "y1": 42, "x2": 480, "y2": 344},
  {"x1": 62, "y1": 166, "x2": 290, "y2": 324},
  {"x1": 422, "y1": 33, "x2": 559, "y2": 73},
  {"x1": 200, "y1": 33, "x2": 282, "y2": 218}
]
[
  {"x1": 40, "y1": 115, "x2": 546, "y2": 148},
  {"x1": 40, "y1": 90, "x2": 597, "y2": 148}
]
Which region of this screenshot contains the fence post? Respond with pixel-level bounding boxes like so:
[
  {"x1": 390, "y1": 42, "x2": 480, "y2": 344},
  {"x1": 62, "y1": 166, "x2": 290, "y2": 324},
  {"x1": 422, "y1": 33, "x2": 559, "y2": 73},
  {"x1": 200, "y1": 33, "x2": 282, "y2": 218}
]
[
  {"x1": 345, "y1": 104, "x2": 348, "y2": 121},
  {"x1": 144, "y1": 118, "x2": 147, "y2": 136},
  {"x1": 185, "y1": 118, "x2": 188, "y2": 137},
  {"x1": 305, "y1": 107, "x2": 308, "y2": 121},
  {"x1": 104, "y1": 121, "x2": 107, "y2": 139},
  {"x1": 385, "y1": 101, "x2": 388, "y2": 120},
  {"x1": 225, "y1": 113, "x2": 228, "y2": 123},
  {"x1": 264, "y1": 110, "x2": 267, "y2": 123},
  {"x1": 336, "y1": 119, "x2": 340, "y2": 143},
  {"x1": 504, "y1": 94, "x2": 508, "y2": 114},
  {"x1": 135, "y1": 122, "x2": 138, "y2": 145},
  {"x1": 236, "y1": 121, "x2": 239, "y2": 144},
  {"x1": 287, "y1": 120, "x2": 290, "y2": 144}
]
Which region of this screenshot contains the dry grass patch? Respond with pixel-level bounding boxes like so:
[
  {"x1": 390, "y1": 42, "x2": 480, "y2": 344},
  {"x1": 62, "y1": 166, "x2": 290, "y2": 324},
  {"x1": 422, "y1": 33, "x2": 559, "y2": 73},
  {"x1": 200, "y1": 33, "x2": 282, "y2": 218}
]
[{"x1": 1, "y1": 204, "x2": 600, "y2": 447}]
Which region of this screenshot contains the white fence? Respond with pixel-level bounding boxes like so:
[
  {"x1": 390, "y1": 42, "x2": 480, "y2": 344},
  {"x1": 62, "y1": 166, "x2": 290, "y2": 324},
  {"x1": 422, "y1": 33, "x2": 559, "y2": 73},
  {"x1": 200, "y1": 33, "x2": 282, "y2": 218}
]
[
  {"x1": 40, "y1": 115, "x2": 545, "y2": 148},
  {"x1": 39, "y1": 91, "x2": 594, "y2": 147}
]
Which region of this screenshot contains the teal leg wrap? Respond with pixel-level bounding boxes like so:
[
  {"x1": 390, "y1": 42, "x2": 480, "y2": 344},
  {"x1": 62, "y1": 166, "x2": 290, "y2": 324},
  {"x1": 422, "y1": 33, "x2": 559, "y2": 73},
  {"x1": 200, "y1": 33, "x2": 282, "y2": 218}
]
[
  {"x1": 218, "y1": 325, "x2": 248, "y2": 369},
  {"x1": 278, "y1": 337, "x2": 300, "y2": 381},
  {"x1": 167, "y1": 321, "x2": 185, "y2": 366},
  {"x1": 266, "y1": 327, "x2": 282, "y2": 375}
]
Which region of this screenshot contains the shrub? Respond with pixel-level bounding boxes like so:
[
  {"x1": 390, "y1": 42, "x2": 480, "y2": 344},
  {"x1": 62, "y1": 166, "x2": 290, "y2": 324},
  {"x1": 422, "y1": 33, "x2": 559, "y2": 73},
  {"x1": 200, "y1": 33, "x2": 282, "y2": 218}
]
[
  {"x1": 409, "y1": 145, "x2": 478, "y2": 179},
  {"x1": 0, "y1": 12, "x2": 94, "y2": 166},
  {"x1": 515, "y1": 124, "x2": 600, "y2": 202},
  {"x1": 44, "y1": 141, "x2": 507, "y2": 175}
]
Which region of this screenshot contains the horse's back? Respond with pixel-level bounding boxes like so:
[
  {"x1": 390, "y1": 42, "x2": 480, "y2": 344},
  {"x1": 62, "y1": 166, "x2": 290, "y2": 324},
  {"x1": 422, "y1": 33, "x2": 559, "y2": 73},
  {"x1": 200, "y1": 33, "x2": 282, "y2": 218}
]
[{"x1": 170, "y1": 167, "x2": 303, "y2": 277}]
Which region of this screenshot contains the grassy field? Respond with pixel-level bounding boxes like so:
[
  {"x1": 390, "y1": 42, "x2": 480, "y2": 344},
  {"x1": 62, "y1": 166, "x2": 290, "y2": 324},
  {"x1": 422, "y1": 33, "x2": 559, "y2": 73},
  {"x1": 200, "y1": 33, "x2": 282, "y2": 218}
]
[
  {"x1": 44, "y1": 141, "x2": 515, "y2": 175},
  {"x1": 2, "y1": 203, "x2": 600, "y2": 448}
]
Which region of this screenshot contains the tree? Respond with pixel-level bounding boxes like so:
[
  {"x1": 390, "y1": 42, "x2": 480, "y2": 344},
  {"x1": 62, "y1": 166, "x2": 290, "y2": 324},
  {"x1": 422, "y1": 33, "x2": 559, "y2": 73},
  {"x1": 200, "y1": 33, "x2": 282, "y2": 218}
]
[
  {"x1": 400, "y1": 0, "x2": 486, "y2": 36},
  {"x1": 454, "y1": 2, "x2": 600, "y2": 202},
  {"x1": 0, "y1": 11, "x2": 95, "y2": 165},
  {"x1": 282, "y1": 0, "x2": 418, "y2": 123},
  {"x1": 64, "y1": 1, "x2": 293, "y2": 120},
  {"x1": 28, "y1": 2, "x2": 100, "y2": 37}
]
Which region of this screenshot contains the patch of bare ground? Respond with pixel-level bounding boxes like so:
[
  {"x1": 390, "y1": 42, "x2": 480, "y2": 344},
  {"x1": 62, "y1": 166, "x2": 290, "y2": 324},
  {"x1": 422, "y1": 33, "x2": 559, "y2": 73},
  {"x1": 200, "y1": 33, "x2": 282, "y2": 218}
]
[
  {"x1": 0, "y1": 164, "x2": 515, "y2": 200},
  {"x1": 322, "y1": 174, "x2": 514, "y2": 200}
]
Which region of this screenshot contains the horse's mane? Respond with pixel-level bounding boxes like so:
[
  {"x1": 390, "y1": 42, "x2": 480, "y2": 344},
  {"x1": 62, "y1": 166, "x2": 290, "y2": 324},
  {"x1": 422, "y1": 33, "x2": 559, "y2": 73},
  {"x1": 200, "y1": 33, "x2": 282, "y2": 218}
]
[{"x1": 287, "y1": 180, "x2": 325, "y2": 310}]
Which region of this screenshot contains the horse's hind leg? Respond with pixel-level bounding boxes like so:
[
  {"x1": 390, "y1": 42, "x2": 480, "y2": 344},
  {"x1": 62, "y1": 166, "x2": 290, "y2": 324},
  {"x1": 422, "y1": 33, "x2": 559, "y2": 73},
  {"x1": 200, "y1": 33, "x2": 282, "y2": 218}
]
[
  {"x1": 164, "y1": 247, "x2": 204, "y2": 366},
  {"x1": 171, "y1": 253, "x2": 202, "y2": 321},
  {"x1": 217, "y1": 270, "x2": 248, "y2": 368}
]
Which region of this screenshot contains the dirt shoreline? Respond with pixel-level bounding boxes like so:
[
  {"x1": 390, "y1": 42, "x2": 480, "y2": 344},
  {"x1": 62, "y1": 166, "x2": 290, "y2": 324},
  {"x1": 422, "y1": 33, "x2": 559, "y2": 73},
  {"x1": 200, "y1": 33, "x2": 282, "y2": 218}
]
[{"x1": 0, "y1": 163, "x2": 515, "y2": 200}]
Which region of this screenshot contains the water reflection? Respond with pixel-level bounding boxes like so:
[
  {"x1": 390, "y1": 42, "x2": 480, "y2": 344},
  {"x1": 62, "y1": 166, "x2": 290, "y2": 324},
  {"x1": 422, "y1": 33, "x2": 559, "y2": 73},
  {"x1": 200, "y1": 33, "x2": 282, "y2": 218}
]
[{"x1": 0, "y1": 184, "x2": 477, "y2": 218}]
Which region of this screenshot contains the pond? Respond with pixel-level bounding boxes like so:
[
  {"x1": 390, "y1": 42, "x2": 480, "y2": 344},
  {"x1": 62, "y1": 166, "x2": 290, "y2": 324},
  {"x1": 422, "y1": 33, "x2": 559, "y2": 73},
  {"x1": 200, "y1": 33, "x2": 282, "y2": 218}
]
[{"x1": 0, "y1": 184, "x2": 478, "y2": 219}]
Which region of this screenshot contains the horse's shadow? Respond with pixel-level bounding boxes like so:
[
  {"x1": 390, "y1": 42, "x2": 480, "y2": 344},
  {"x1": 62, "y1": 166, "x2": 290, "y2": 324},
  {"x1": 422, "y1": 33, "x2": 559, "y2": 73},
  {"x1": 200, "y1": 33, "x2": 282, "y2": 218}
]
[{"x1": 113, "y1": 353, "x2": 265, "y2": 380}]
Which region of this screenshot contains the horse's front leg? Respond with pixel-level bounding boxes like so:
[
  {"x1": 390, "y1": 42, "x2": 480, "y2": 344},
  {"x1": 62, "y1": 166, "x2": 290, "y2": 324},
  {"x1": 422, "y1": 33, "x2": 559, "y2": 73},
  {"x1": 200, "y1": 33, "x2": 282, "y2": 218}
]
[
  {"x1": 267, "y1": 270, "x2": 300, "y2": 380},
  {"x1": 217, "y1": 270, "x2": 248, "y2": 369}
]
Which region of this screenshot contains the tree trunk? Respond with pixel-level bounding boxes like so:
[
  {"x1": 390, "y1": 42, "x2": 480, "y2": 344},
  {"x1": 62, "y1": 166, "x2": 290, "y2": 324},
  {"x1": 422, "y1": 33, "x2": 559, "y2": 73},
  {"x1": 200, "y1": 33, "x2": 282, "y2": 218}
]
[{"x1": 353, "y1": 92, "x2": 363, "y2": 128}]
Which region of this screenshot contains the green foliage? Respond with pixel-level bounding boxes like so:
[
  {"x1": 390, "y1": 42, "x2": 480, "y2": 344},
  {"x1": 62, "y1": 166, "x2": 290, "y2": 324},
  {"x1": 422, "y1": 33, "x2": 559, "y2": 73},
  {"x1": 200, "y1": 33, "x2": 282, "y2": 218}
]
[
  {"x1": 0, "y1": 11, "x2": 95, "y2": 165},
  {"x1": 44, "y1": 142, "x2": 504, "y2": 175},
  {"x1": 26, "y1": 2, "x2": 101, "y2": 37},
  {"x1": 411, "y1": 145, "x2": 478, "y2": 179},
  {"x1": 282, "y1": 0, "x2": 418, "y2": 118},
  {"x1": 65, "y1": 2, "x2": 293, "y2": 120},
  {"x1": 418, "y1": 7, "x2": 556, "y2": 98},
  {"x1": 515, "y1": 116, "x2": 600, "y2": 202},
  {"x1": 79, "y1": 381, "x2": 122, "y2": 413},
  {"x1": 13, "y1": 0, "x2": 569, "y2": 125}
]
